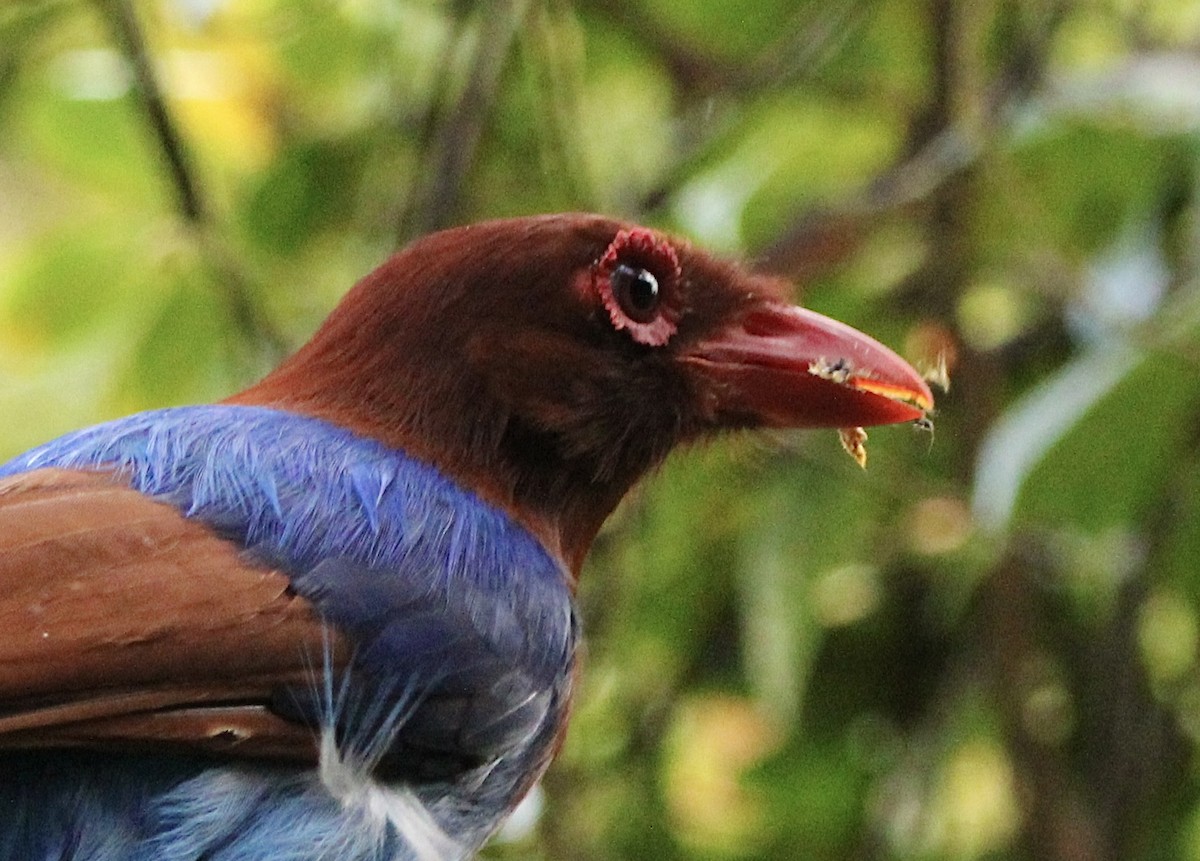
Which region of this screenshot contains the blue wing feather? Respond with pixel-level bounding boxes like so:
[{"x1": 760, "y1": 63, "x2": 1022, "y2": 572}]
[
  {"x1": 0, "y1": 405, "x2": 578, "y2": 859},
  {"x1": 0, "y1": 405, "x2": 573, "y2": 672}
]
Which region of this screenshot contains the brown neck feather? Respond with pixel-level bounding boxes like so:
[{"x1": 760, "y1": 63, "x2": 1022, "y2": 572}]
[{"x1": 227, "y1": 244, "x2": 660, "y2": 582}]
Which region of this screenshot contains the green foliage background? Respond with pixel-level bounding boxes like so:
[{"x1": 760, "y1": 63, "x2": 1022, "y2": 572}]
[{"x1": 2, "y1": 1, "x2": 1200, "y2": 859}]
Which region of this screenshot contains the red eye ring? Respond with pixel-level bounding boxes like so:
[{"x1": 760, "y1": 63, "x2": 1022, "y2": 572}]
[{"x1": 594, "y1": 229, "x2": 682, "y2": 346}]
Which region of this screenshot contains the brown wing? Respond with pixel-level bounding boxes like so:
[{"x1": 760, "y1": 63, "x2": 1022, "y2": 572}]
[{"x1": 0, "y1": 468, "x2": 342, "y2": 761}]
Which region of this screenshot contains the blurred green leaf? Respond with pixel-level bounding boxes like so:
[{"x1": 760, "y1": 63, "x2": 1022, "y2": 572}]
[
  {"x1": 1013, "y1": 336, "x2": 1200, "y2": 533},
  {"x1": 116, "y1": 265, "x2": 230, "y2": 406},
  {"x1": 2, "y1": 227, "x2": 142, "y2": 345},
  {"x1": 240, "y1": 139, "x2": 368, "y2": 253}
]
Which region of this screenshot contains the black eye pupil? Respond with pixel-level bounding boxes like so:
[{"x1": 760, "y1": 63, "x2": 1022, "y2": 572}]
[{"x1": 612, "y1": 263, "x2": 660, "y2": 323}]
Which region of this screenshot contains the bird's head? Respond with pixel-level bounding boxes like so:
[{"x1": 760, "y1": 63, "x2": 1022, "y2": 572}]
[{"x1": 233, "y1": 214, "x2": 933, "y2": 576}]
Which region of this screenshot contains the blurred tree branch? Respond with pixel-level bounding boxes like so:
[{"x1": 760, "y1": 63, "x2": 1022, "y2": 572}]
[
  {"x1": 96, "y1": 0, "x2": 203, "y2": 223},
  {"x1": 0, "y1": 3, "x2": 68, "y2": 116},
  {"x1": 756, "y1": 0, "x2": 1069, "y2": 289},
  {"x1": 94, "y1": 0, "x2": 286, "y2": 363},
  {"x1": 521, "y1": 0, "x2": 595, "y2": 209},
  {"x1": 578, "y1": 0, "x2": 874, "y2": 218},
  {"x1": 399, "y1": 0, "x2": 531, "y2": 239}
]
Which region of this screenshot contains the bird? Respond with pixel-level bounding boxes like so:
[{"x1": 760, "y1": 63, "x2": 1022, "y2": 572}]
[{"x1": 0, "y1": 213, "x2": 933, "y2": 860}]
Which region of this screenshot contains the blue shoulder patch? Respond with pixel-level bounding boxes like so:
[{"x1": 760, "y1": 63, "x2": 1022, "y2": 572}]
[{"x1": 1, "y1": 406, "x2": 578, "y2": 777}]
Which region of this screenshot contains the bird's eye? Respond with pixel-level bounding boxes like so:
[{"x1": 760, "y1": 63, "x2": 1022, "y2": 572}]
[
  {"x1": 594, "y1": 228, "x2": 682, "y2": 347},
  {"x1": 611, "y1": 264, "x2": 661, "y2": 324}
]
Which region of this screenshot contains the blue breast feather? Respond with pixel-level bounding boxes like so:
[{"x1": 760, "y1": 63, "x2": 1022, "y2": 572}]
[{"x1": 0, "y1": 405, "x2": 579, "y2": 860}]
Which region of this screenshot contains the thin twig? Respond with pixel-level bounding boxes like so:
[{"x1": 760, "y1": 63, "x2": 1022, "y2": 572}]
[
  {"x1": 522, "y1": 0, "x2": 594, "y2": 209},
  {"x1": 579, "y1": 0, "x2": 874, "y2": 216},
  {"x1": 754, "y1": 0, "x2": 1064, "y2": 284},
  {"x1": 755, "y1": 127, "x2": 982, "y2": 279},
  {"x1": 394, "y1": 3, "x2": 470, "y2": 243},
  {"x1": 0, "y1": 2, "x2": 73, "y2": 114},
  {"x1": 96, "y1": 0, "x2": 205, "y2": 224},
  {"x1": 95, "y1": 0, "x2": 287, "y2": 364},
  {"x1": 400, "y1": 0, "x2": 531, "y2": 238}
]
